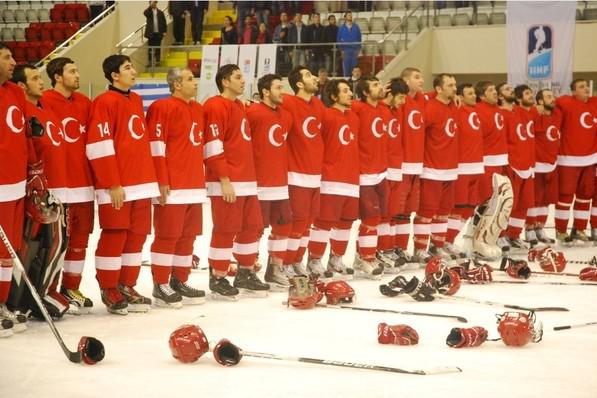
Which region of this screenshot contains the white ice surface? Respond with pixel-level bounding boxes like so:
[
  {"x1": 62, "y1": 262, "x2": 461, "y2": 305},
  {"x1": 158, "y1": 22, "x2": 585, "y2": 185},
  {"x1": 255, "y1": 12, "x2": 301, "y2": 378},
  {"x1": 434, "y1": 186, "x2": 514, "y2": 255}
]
[{"x1": 1, "y1": 204, "x2": 596, "y2": 398}]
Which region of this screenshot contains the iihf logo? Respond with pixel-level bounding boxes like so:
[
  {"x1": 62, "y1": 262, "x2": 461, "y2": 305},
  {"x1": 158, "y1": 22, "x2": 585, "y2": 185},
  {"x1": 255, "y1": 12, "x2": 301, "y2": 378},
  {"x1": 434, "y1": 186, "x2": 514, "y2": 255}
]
[{"x1": 526, "y1": 25, "x2": 553, "y2": 80}]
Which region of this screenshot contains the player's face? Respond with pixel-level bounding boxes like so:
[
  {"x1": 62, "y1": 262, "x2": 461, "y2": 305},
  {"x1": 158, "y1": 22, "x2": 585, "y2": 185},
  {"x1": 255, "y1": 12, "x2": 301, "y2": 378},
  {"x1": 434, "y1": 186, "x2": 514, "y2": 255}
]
[
  {"x1": 407, "y1": 72, "x2": 424, "y2": 93},
  {"x1": 461, "y1": 86, "x2": 476, "y2": 106},
  {"x1": 483, "y1": 85, "x2": 498, "y2": 105},
  {"x1": 367, "y1": 80, "x2": 385, "y2": 101},
  {"x1": 572, "y1": 80, "x2": 589, "y2": 102},
  {"x1": 312, "y1": 14, "x2": 320, "y2": 24},
  {"x1": 179, "y1": 69, "x2": 197, "y2": 99},
  {"x1": 25, "y1": 67, "x2": 44, "y2": 99},
  {"x1": 393, "y1": 93, "x2": 406, "y2": 107},
  {"x1": 225, "y1": 69, "x2": 245, "y2": 96},
  {"x1": 335, "y1": 82, "x2": 352, "y2": 108},
  {"x1": 267, "y1": 79, "x2": 284, "y2": 105},
  {"x1": 115, "y1": 61, "x2": 136, "y2": 89},
  {"x1": 541, "y1": 90, "x2": 555, "y2": 110},
  {"x1": 300, "y1": 69, "x2": 318, "y2": 94},
  {"x1": 0, "y1": 49, "x2": 16, "y2": 82},
  {"x1": 440, "y1": 76, "x2": 457, "y2": 100},
  {"x1": 60, "y1": 63, "x2": 80, "y2": 91},
  {"x1": 499, "y1": 84, "x2": 515, "y2": 104},
  {"x1": 520, "y1": 88, "x2": 534, "y2": 107}
]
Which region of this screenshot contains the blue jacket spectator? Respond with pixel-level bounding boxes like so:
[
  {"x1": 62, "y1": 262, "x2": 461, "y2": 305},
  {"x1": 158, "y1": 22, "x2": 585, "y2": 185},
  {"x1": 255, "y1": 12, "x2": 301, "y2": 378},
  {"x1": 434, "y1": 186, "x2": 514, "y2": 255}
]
[{"x1": 336, "y1": 11, "x2": 362, "y2": 77}]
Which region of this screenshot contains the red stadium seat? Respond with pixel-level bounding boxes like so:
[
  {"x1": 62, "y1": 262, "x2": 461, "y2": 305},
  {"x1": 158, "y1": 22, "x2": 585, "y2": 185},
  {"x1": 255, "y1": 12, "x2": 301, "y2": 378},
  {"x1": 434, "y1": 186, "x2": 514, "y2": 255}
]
[
  {"x1": 51, "y1": 4, "x2": 66, "y2": 22},
  {"x1": 64, "y1": 4, "x2": 77, "y2": 21},
  {"x1": 75, "y1": 4, "x2": 89, "y2": 22},
  {"x1": 25, "y1": 42, "x2": 41, "y2": 63},
  {"x1": 39, "y1": 41, "x2": 55, "y2": 59},
  {"x1": 40, "y1": 22, "x2": 53, "y2": 41},
  {"x1": 51, "y1": 23, "x2": 66, "y2": 42},
  {"x1": 25, "y1": 25, "x2": 41, "y2": 41},
  {"x1": 64, "y1": 22, "x2": 80, "y2": 38}
]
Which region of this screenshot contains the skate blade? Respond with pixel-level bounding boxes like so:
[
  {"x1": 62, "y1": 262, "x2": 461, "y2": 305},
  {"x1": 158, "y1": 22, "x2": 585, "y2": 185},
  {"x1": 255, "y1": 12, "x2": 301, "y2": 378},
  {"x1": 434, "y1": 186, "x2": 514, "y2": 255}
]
[
  {"x1": 264, "y1": 282, "x2": 290, "y2": 292},
  {"x1": 12, "y1": 324, "x2": 27, "y2": 333},
  {"x1": 153, "y1": 299, "x2": 183, "y2": 309},
  {"x1": 238, "y1": 288, "x2": 269, "y2": 298},
  {"x1": 0, "y1": 329, "x2": 14, "y2": 338},
  {"x1": 66, "y1": 306, "x2": 93, "y2": 316},
  {"x1": 382, "y1": 267, "x2": 402, "y2": 275},
  {"x1": 181, "y1": 296, "x2": 206, "y2": 305},
  {"x1": 209, "y1": 292, "x2": 239, "y2": 301},
  {"x1": 354, "y1": 270, "x2": 383, "y2": 280},
  {"x1": 127, "y1": 304, "x2": 151, "y2": 313},
  {"x1": 329, "y1": 272, "x2": 354, "y2": 281},
  {"x1": 107, "y1": 307, "x2": 128, "y2": 315}
]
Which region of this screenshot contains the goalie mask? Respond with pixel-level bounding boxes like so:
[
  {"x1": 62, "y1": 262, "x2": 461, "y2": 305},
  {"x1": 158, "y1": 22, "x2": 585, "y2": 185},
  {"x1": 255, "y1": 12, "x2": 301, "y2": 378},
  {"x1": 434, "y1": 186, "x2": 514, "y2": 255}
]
[
  {"x1": 537, "y1": 249, "x2": 566, "y2": 273},
  {"x1": 169, "y1": 324, "x2": 209, "y2": 363},
  {"x1": 424, "y1": 256, "x2": 448, "y2": 279},
  {"x1": 324, "y1": 280, "x2": 355, "y2": 305},
  {"x1": 496, "y1": 311, "x2": 543, "y2": 347}
]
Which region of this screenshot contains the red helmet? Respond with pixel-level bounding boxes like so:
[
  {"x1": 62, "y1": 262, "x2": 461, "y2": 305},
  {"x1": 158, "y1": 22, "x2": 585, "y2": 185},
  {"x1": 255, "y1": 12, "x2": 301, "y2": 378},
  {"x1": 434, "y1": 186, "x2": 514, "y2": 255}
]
[
  {"x1": 538, "y1": 249, "x2": 566, "y2": 272},
  {"x1": 496, "y1": 311, "x2": 543, "y2": 347},
  {"x1": 77, "y1": 336, "x2": 105, "y2": 365},
  {"x1": 425, "y1": 268, "x2": 461, "y2": 296},
  {"x1": 169, "y1": 324, "x2": 210, "y2": 363},
  {"x1": 424, "y1": 256, "x2": 447, "y2": 279},
  {"x1": 324, "y1": 280, "x2": 355, "y2": 305}
]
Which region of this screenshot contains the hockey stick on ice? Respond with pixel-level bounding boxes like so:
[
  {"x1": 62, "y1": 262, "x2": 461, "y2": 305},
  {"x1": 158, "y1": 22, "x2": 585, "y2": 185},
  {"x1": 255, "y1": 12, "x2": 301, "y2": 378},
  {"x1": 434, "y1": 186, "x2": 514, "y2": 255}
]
[
  {"x1": 0, "y1": 225, "x2": 101, "y2": 364},
  {"x1": 437, "y1": 295, "x2": 569, "y2": 312},
  {"x1": 553, "y1": 321, "x2": 597, "y2": 331},
  {"x1": 490, "y1": 280, "x2": 597, "y2": 286}
]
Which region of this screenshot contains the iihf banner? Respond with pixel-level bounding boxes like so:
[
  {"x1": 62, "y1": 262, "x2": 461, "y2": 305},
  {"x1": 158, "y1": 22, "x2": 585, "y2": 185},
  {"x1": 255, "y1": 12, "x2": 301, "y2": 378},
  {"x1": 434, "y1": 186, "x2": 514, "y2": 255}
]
[
  {"x1": 238, "y1": 44, "x2": 258, "y2": 90},
  {"x1": 507, "y1": 1, "x2": 576, "y2": 96},
  {"x1": 219, "y1": 44, "x2": 239, "y2": 67},
  {"x1": 256, "y1": 44, "x2": 277, "y2": 79},
  {"x1": 199, "y1": 45, "x2": 220, "y2": 103}
]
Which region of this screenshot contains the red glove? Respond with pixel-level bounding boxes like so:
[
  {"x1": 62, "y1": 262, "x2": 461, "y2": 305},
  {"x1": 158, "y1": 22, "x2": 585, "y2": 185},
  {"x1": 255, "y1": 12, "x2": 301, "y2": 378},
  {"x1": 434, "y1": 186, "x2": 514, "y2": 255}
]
[
  {"x1": 446, "y1": 327, "x2": 488, "y2": 348},
  {"x1": 579, "y1": 267, "x2": 597, "y2": 281},
  {"x1": 502, "y1": 258, "x2": 531, "y2": 279},
  {"x1": 377, "y1": 323, "x2": 419, "y2": 345},
  {"x1": 213, "y1": 339, "x2": 243, "y2": 366},
  {"x1": 466, "y1": 263, "x2": 493, "y2": 283},
  {"x1": 26, "y1": 160, "x2": 48, "y2": 197}
]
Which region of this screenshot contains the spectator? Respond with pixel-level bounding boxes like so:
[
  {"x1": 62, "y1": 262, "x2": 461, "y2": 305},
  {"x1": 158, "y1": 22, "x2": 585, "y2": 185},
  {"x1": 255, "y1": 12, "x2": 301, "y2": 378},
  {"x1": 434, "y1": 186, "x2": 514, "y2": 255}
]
[
  {"x1": 236, "y1": 2, "x2": 253, "y2": 32},
  {"x1": 337, "y1": 11, "x2": 362, "y2": 77},
  {"x1": 256, "y1": 22, "x2": 272, "y2": 44},
  {"x1": 288, "y1": 13, "x2": 308, "y2": 67},
  {"x1": 274, "y1": 12, "x2": 292, "y2": 74},
  {"x1": 168, "y1": 1, "x2": 186, "y2": 45},
  {"x1": 273, "y1": 12, "x2": 290, "y2": 43},
  {"x1": 240, "y1": 15, "x2": 258, "y2": 44},
  {"x1": 317, "y1": 68, "x2": 330, "y2": 106},
  {"x1": 220, "y1": 15, "x2": 238, "y2": 44},
  {"x1": 253, "y1": 1, "x2": 272, "y2": 25},
  {"x1": 306, "y1": 13, "x2": 326, "y2": 73},
  {"x1": 348, "y1": 66, "x2": 361, "y2": 96},
  {"x1": 188, "y1": 1, "x2": 208, "y2": 45},
  {"x1": 144, "y1": 1, "x2": 167, "y2": 67},
  {"x1": 324, "y1": 14, "x2": 339, "y2": 75}
]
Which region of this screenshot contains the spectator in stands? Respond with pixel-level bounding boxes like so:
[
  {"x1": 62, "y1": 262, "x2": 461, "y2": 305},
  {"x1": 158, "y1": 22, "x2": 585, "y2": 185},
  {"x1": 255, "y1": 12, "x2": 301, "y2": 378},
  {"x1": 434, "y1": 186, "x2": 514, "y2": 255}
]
[
  {"x1": 274, "y1": 12, "x2": 292, "y2": 75},
  {"x1": 273, "y1": 12, "x2": 290, "y2": 43},
  {"x1": 288, "y1": 13, "x2": 308, "y2": 68},
  {"x1": 253, "y1": 1, "x2": 272, "y2": 25},
  {"x1": 221, "y1": 15, "x2": 238, "y2": 44},
  {"x1": 240, "y1": 15, "x2": 258, "y2": 44},
  {"x1": 168, "y1": 1, "x2": 186, "y2": 45},
  {"x1": 306, "y1": 13, "x2": 326, "y2": 74},
  {"x1": 317, "y1": 68, "x2": 330, "y2": 106},
  {"x1": 256, "y1": 23, "x2": 272, "y2": 44},
  {"x1": 188, "y1": 1, "x2": 208, "y2": 45},
  {"x1": 236, "y1": 2, "x2": 253, "y2": 32},
  {"x1": 324, "y1": 14, "x2": 339, "y2": 75},
  {"x1": 337, "y1": 11, "x2": 362, "y2": 77},
  {"x1": 348, "y1": 66, "x2": 361, "y2": 96},
  {"x1": 144, "y1": 1, "x2": 167, "y2": 67}
]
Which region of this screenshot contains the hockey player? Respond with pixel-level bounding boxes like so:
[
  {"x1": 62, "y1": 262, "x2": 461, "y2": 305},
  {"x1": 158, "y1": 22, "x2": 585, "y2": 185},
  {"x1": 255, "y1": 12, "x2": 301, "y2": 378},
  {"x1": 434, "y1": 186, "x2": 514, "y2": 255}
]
[
  {"x1": 146, "y1": 67, "x2": 206, "y2": 308},
  {"x1": 350, "y1": 76, "x2": 387, "y2": 278},
  {"x1": 0, "y1": 43, "x2": 28, "y2": 336},
  {"x1": 413, "y1": 73, "x2": 459, "y2": 264},
  {"x1": 41, "y1": 57, "x2": 95, "y2": 314},
  {"x1": 445, "y1": 83, "x2": 484, "y2": 258},
  {"x1": 279, "y1": 66, "x2": 326, "y2": 277},
  {"x1": 554, "y1": 79, "x2": 596, "y2": 244},
  {"x1": 86, "y1": 55, "x2": 159, "y2": 314},
  {"x1": 498, "y1": 84, "x2": 535, "y2": 251},
  {"x1": 393, "y1": 67, "x2": 426, "y2": 264},
  {"x1": 246, "y1": 74, "x2": 294, "y2": 288},
  {"x1": 203, "y1": 64, "x2": 269, "y2": 299},
  {"x1": 306, "y1": 79, "x2": 360, "y2": 279},
  {"x1": 377, "y1": 77, "x2": 408, "y2": 272},
  {"x1": 526, "y1": 89, "x2": 561, "y2": 244},
  {"x1": 12, "y1": 64, "x2": 69, "y2": 319}
]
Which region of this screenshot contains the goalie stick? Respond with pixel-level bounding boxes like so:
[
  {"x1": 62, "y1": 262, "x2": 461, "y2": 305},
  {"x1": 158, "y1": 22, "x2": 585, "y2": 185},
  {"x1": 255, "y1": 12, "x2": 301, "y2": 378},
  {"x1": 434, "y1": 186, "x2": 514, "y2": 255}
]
[
  {"x1": 438, "y1": 295, "x2": 569, "y2": 312},
  {"x1": 0, "y1": 225, "x2": 100, "y2": 364},
  {"x1": 553, "y1": 321, "x2": 597, "y2": 331},
  {"x1": 283, "y1": 301, "x2": 468, "y2": 323}
]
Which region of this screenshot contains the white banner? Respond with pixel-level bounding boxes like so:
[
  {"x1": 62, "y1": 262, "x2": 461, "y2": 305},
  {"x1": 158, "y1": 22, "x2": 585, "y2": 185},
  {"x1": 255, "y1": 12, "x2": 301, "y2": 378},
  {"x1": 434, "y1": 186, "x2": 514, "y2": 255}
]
[
  {"x1": 199, "y1": 45, "x2": 220, "y2": 103},
  {"x1": 507, "y1": 1, "x2": 576, "y2": 96},
  {"x1": 219, "y1": 44, "x2": 239, "y2": 67},
  {"x1": 238, "y1": 44, "x2": 258, "y2": 90},
  {"x1": 256, "y1": 44, "x2": 277, "y2": 79}
]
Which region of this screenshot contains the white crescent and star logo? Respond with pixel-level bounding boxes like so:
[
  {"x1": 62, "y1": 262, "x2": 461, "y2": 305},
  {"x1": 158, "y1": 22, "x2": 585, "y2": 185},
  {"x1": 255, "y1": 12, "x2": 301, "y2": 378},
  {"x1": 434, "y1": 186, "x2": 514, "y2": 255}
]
[
  {"x1": 468, "y1": 112, "x2": 481, "y2": 130},
  {"x1": 444, "y1": 118, "x2": 456, "y2": 137},
  {"x1": 6, "y1": 105, "x2": 25, "y2": 134},
  {"x1": 188, "y1": 122, "x2": 202, "y2": 147},
  {"x1": 494, "y1": 112, "x2": 505, "y2": 130},
  {"x1": 387, "y1": 118, "x2": 399, "y2": 138},
  {"x1": 61, "y1": 117, "x2": 82, "y2": 143},
  {"x1": 545, "y1": 125, "x2": 560, "y2": 142},
  {"x1": 302, "y1": 116, "x2": 318, "y2": 138},
  {"x1": 579, "y1": 112, "x2": 595, "y2": 129},
  {"x1": 45, "y1": 121, "x2": 64, "y2": 147},
  {"x1": 407, "y1": 110, "x2": 422, "y2": 130},
  {"x1": 371, "y1": 116, "x2": 384, "y2": 138},
  {"x1": 338, "y1": 124, "x2": 353, "y2": 146},
  {"x1": 526, "y1": 120, "x2": 535, "y2": 138},
  {"x1": 515, "y1": 123, "x2": 527, "y2": 141},
  {"x1": 240, "y1": 118, "x2": 251, "y2": 141},
  {"x1": 128, "y1": 114, "x2": 145, "y2": 140},
  {"x1": 268, "y1": 123, "x2": 287, "y2": 147}
]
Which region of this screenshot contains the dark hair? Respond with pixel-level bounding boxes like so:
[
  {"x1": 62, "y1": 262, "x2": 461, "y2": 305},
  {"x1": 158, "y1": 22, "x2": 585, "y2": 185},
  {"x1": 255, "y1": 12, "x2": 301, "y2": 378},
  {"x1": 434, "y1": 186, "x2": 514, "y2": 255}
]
[
  {"x1": 514, "y1": 84, "x2": 531, "y2": 100},
  {"x1": 215, "y1": 64, "x2": 240, "y2": 93},
  {"x1": 432, "y1": 73, "x2": 453, "y2": 90},
  {"x1": 102, "y1": 54, "x2": 131, "y2": 83},
  {"x1": 325, "y1": 78, "x2": 350, "y2": 104},
  {"x1": 355, "y1": 76, "x2": 378, "y2": 101},
  {"x1": 343, "y1": 11, "x2": 352, "y2": 18},
  {"x1": 0, "y1": 42, "x2": 9, "y2": 51},
  {"x1": 288, "y1": 65, "x2": 309, "y2": 94},
  {"x1": 535, "y1": 88, "x2": 551, "y2": 104},
  {"x1": 257, "y1": 73, "x2": 282, "y2": 99},
  {"x1": 312, "y1": 12, "x2": 320, "y2": 18},
  {"x1": 11, "y1": 63, "x2": 37, "y2": 85},
  {"x1": 456, "y1": 83, "x2": 473, "y2": 97},
  {"x1": 496, "y1": 82, "x2": 508, "y2": 105},
  {"x1": 224, "y1": 15, "x2": 233, "y2": 23},
  {"x1": 474, "y1": 80, "x2": 494, "y2": 101},
  {"x1": 46, "y1": 57, "x2": 75, "y2": 87},
  {"x1": 570, "y1": 78, "x2": 587, "y2": 91},
  {"x1": 328, "y1": 14, "x2": 335, "y2": 20},
  {"x1": 389, "y1": 77, "x2": 409, "y2": 96}
]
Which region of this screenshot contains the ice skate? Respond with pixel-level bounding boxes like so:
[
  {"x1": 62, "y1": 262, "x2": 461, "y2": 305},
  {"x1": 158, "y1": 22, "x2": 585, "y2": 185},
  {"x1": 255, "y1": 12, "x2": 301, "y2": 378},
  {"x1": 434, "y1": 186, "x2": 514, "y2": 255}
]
[
  {"x1": 101, "y1": 288, "x2": 128, "y2": 315},
  {"x1": 61, "y1": 288, "x2": 93, "y2": 315},
  {"x1": 264, "y1": 257, "x2": 292, "y2": 291},
  {"x1": 428, "y1": 244, "x2": 452, "y2": 260},
  {"x1": 233, "y1": 267, "x2": 270, "y2": 298},
  {"x1": 353, "y1": 254, "x2": 383, "y2": 280},
  {"x1": 443, "y1": 242, "x2": 467, "y2": 260},
  {"x1": 327, "y1": 254, "x2": 354, "y2": 280},
  {"x1": 375, "y1": 250, "x2": 404, "y2": 274},
  {"x1": 409, "y1": 248, "x2": 432, "y2": 266},
  {"x1": 0, "y1": 317, "x2": 13, "y2": 338},
  {"x1": 556, "y1": 231, "x2": 574, "y2": 247},
  {"x1": 306, "y1": 257, "x2": 328, "y2": 279},
  {"x1": 535, "y1": 228, "x2": 555, "y2": 244},
  {"x1": 525, "y1": 229, "x2": 539, "y2": 248},
  {"x1": 291, "y1": 262, "x2": 308, "y2": 277},
  {"x1": 209, "y1": 275, "x2": 239, "y2": 301},
  {"x1": 170, "y1": 275, "x2": 206, "y2": 305},
  {"x1": 570, "y1": 228, "x2": 590, "y2": 244},
  {"x1": 506, "y1": 237, "x2": 529, "y2": 252},
  {"x1": 592, "y1": 229, "x2": 597, "y2": 246},
  {"x1": 497, "y1": 237, "x2": 511, "y2": 253},
  {"x1": 152, "y1": 283, "x2": 183, "y2": 309},
  {"x1": 118, "y1": 285, "x2": 152, "y2": 313},
  {"x1": 0, "y1": 303, "x2": 26, "y2": 333}
]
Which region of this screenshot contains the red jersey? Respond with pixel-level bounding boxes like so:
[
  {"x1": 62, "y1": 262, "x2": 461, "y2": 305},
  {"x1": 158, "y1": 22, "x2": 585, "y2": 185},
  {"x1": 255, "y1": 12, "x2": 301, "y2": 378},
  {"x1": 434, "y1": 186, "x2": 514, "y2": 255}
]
[
  {"x1": 146, "y1": 96, "x2": 206, "y2": 204},
  {"x1": 503, "y1": 106, "x2": 534, "y2": 178},
  {"x1": 421, "y1": 98, "x2": 459, "y2": 181},
  {"x1": 320, "y1": 107, "x2": 360, "y2": 198},
  {"x1": 379, "y1": 102, "x2": 402, "y2": 182},
  {"x1": 246, "y1": 102, "x2": 292, "y2": 200},
  {"x1": 476, "y1": 100, "x2": 508, "y2": 167},
  {"x1": 279, "y1": 94, "x2": 325, "y2": 188},
  {"x1": 86, "y1": 89, "x2": 159, "y2": 204},
  {"x1": 456, "y1": 104, "x2": 484, "y2": 175},
  {"x1": 0, "y1": 81, "x2": 28, "y2": 202},
  {"x1": 556, "y1": 95, "x2": 597, "y2": 166},
  {"x1": 401, "y1": 92, "x2": 426, "y2": 175},
  {"x1": 534, "y1": 108, "x2": 562, "y2": 173},
  {"x1": 203, "y1": 95, "x2": 257, "y2": 196},
  {"x1": 351, "y1": 100, "x2": 388, "y2": 185},
  {"x1": 40, "y1": 89, "x2": 94, "y2": 203},
  {"x1": 25, "y1": 102, "x2": 68, "y2": 203}
]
